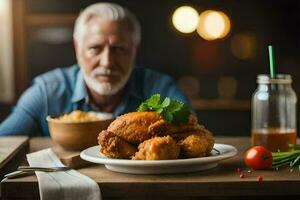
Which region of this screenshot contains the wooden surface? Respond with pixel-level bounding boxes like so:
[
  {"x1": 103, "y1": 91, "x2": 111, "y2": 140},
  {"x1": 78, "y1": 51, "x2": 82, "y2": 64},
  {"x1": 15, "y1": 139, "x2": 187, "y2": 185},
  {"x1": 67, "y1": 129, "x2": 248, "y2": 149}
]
[
  {"x1": 27, "y1": 14, "x2": 76, "y2": 27},
  {"x1": 0, "y1": 136, "x2": 29, "y2": 179},
  {"x1": 1, "y1": 137, "x2": 300, "y2": 199},
  {"x1": 12, "y1": 0, "x2": 28, "y2": 98},
  {"x1": 28, "y1": 137, "x2": 90, "y2": 168}
]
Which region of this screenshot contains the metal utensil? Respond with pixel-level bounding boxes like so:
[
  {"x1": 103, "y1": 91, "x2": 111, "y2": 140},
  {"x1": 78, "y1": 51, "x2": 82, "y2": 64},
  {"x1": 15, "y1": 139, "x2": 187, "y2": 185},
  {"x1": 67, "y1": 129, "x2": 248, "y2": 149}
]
[
  {"x1": 18, "y1": 166, "x2": 71, "y2": 172},
  {"x1": 4, "y1": 166, "x2": 72, "y2": 179},
  {"x1": 4, "y1": 171, "x2": 35, "y2": 179}
]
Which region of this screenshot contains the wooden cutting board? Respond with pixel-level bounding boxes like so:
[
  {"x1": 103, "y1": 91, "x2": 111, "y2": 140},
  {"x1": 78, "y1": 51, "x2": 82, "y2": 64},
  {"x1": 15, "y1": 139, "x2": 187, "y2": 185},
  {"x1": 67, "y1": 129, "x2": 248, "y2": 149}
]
[
  {"x1": 53, "y1": 146, "x2": 93, "y2": 169},
  {"x1": 29, "y1": 138, "x2": 92, "y2": 169}
]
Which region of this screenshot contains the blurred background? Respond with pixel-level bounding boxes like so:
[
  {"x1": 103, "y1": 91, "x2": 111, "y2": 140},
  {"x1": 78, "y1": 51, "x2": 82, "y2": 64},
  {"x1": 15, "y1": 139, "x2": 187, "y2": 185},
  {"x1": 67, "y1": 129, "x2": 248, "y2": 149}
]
[{"x1": 0, "y1": 0, "x2": 300, "y2": 135}]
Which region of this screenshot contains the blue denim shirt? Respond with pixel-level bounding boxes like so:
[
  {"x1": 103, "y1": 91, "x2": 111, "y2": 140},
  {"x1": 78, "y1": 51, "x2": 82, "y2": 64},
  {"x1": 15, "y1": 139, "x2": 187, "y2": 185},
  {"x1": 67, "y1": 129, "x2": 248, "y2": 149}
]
[{"x1": 0, "y1": 65, "x2": 192, "y2": 136}]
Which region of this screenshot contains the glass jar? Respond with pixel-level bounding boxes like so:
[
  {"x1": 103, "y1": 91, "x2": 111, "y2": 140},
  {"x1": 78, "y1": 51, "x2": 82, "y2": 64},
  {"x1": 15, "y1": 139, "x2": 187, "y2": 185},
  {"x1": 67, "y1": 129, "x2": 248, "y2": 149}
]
[{"x1": 251, "y1": 74, "x2": 297, "y2": 151}]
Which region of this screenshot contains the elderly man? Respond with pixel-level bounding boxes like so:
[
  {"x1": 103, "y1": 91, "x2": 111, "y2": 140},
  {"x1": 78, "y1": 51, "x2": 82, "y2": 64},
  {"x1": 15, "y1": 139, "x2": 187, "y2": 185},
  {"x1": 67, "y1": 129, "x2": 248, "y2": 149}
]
[{"x1": 0, "y1": 2, "x2": 191, "y2": 136}]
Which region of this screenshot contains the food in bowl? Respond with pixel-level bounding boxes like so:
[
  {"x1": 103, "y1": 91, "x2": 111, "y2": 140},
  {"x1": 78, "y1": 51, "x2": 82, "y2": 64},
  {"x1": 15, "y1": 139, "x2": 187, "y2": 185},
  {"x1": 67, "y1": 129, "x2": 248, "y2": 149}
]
[
  {"x1": 47, "y1": 110, "x2": 113, "y2": 150},
  {"x1": 53, "y1": 110, "x2": 110, "y2": 122}
]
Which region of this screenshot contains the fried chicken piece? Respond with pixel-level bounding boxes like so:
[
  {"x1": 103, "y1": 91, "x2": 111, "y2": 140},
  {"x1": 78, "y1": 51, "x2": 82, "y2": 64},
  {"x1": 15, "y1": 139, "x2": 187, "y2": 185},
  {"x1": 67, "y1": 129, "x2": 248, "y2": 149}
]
[
  {"x1": 107, "y1": 112, "x2": 162, "y2": 145},
  {"x1": 98, "y1": 130, "x2": 137, "y2": 159},
  {"x1": 178, "y1": 131, "x2": 214, "y2": 158},
  {"x1": 172, "y1": 124, "x2": 213, "y2": 141},
  {"x1": 101, "y1": 111, "x2": 214, "y2": 159},
  {"x1": 133, "y1": 136, "x2": 180, "y2": 160},
  {"x1": 107, "y1": 112, "x2": 201, "y2": 145},
  {"x1": 148, "y1": 115, "x2": 198, "y2": 135}
]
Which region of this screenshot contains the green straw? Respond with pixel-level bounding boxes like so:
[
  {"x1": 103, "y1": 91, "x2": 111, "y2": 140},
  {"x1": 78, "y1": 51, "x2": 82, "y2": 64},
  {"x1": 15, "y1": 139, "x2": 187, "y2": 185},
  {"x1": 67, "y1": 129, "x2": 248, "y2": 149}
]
[{"x1": 268, "y1": 45, "x2": 276, "y2": 79}]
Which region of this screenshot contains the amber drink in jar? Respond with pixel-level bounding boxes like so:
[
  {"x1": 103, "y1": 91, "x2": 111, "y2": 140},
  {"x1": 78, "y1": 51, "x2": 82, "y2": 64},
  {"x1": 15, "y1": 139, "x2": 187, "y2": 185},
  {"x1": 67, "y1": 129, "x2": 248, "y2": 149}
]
[{"x1": 251, "y1": 74, "x2": 297, "y2": 152}]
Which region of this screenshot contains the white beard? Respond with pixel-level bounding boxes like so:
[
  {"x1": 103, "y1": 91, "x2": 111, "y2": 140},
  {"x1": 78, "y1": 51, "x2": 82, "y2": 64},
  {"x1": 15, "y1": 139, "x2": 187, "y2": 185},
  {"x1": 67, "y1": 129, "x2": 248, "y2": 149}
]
[{"x1": 82, "y1": 67, "x2": 132, "y2": 95}]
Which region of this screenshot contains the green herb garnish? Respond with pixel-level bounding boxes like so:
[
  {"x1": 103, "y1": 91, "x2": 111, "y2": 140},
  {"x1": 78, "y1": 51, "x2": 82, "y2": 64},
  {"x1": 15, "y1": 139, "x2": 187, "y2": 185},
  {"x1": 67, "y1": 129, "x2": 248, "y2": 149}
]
[
  {"x1": 137, "y1": 94, "x2": 190, "y2": 124},
  {"x1": 272, "y1": 144, "x2": 300, "y2": 170}
]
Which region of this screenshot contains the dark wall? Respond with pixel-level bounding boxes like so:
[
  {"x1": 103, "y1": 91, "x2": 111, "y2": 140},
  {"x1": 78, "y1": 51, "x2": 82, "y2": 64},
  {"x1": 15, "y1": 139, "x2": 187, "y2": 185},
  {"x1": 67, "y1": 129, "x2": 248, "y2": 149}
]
[
  {"x1": 25, "y1": 0, "x2": 300, "y2": 94},
  {"x1": 0, "y1": 104, "x2": 11, "y2": 123},
  {"x1": 15, "y1": 0, "x2": 300, "y2": 135}
]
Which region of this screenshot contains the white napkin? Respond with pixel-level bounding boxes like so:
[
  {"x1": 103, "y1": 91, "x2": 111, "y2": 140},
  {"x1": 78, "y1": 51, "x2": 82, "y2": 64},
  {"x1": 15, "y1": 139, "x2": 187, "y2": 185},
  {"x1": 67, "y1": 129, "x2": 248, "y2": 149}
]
[{"x1": 26, "y1": 148, "x2": 101, "y2": 200}]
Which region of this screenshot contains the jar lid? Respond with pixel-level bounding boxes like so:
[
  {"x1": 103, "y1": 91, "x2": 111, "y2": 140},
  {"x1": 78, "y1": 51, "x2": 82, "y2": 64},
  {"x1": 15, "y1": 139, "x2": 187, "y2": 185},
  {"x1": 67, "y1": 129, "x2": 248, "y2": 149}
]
[{"x1": 257, "y1": 74, "x2": 292, "y2": 84}]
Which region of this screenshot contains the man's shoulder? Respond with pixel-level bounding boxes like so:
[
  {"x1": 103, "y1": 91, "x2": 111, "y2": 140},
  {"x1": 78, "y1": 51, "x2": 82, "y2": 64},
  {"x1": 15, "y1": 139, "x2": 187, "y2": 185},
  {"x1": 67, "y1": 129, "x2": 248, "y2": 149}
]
[{"x1": 33, "y1": 65, "x2": 79, "y2": 85}]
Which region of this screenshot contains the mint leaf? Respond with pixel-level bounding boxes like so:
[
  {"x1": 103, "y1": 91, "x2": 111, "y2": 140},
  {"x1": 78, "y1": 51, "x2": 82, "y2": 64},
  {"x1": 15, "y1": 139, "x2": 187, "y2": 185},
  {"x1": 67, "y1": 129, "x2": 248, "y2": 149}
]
[
  {"x1": 145, "y1": 94, "x2": 161, "y2": 110},
  {"x1": 162, "y1": 110, "x2": 173, "y2": 122},
  {"x1": 172, "y1": 103, "x2": 190, "y2": 123},
  {"x1": 137, "y1": 102, "x2": 149, "y2": 112},
  {"x1": 146, "y1": 94, "x2": 161, "y2": 105},
  {"x1": 161, "y1": 97, "x2": 170, "y2": 108},
  {"x1": 156, "y1": 108, "x2": 163, "y2": 114},
  {"x1": 137, "y1": 94, "x2": 191, "y2": 124},
  {"x1": 167, "y1": 100, "x2": 182, "y2": 112}
]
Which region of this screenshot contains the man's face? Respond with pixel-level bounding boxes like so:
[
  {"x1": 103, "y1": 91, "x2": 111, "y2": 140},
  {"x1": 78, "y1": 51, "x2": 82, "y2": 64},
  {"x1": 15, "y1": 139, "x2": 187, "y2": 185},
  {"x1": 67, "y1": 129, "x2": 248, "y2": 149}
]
[{"x1": 75, "y1": 17, "x2": 137, "y2": 95}]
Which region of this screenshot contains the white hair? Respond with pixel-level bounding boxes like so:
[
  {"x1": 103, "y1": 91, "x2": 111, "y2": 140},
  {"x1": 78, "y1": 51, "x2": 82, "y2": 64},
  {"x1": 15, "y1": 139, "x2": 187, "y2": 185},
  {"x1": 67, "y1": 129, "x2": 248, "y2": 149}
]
[{"x1": 73, "y1": 2, "x2": 141, "y2": 47}]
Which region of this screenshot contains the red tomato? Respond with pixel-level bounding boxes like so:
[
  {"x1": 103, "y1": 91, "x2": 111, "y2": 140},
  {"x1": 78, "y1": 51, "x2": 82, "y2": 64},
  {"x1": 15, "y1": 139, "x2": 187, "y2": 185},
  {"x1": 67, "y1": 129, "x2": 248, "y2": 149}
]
[{"x1": 244, "y1": 146, "x2": 272, "y2": 170}]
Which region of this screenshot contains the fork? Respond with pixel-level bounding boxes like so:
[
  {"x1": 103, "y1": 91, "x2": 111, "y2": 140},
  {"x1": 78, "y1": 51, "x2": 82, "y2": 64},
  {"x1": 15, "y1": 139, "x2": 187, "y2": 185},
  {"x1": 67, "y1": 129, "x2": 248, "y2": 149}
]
[
  {"x1": 18, "y1": 166, "x2": 71, "y2": 172},
  {"x1": 4, "y1": 166, "x2": 72, "y2": 179}
]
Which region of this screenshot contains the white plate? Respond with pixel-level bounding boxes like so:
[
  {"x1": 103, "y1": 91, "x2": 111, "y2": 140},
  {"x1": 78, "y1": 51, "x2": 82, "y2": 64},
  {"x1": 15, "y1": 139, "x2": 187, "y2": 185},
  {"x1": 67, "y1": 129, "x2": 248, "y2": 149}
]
[{"x1": 80, "y1": 143, "x2": 238, "y2": 174}]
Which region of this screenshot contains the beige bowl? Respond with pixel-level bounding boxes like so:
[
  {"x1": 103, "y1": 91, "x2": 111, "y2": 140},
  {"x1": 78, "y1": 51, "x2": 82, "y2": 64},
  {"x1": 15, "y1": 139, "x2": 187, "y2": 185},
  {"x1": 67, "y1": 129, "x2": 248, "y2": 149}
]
[{"x1": 47, "y1": 113, "x2": 114, "y2": 150}]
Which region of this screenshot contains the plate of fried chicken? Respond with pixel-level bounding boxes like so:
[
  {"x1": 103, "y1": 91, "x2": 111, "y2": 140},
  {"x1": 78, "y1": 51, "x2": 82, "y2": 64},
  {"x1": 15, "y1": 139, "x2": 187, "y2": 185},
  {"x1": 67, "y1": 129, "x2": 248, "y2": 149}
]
[{"x1": 80, "y1": 111, "x2": 237, "y2": 174}]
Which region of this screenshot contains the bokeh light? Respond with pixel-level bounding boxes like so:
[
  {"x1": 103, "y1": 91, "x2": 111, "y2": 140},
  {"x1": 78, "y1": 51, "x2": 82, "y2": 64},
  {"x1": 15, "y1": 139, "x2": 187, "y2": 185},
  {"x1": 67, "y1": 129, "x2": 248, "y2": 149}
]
[
  {"x1": 217, "y1": 76, "x2": 238, "y2": 98},
  {"x1": 172, "y1": 6, "x2": 199, "y2": 33},
  {"x1": 0, "y1": 0, "x2": 9, "y2": 15},
  {"x1": 197, "y1": 10, "x2": 231, "y2": 41},
  {"x1": 191, "y1": 40, "x2": 222, "y2": 72},
  {"x1": 178, "y1": 76, "x2": 200, "y2": 97},
  {"x1": 231, "y1": 33, "x2": 256, "y2": 60}
]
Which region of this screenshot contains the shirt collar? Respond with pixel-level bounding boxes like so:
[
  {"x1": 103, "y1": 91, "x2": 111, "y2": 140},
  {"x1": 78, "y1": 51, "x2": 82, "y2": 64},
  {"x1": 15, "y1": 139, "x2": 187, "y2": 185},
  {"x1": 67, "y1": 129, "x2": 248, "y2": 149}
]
[{"x1": 71, "y1": 69, "x2": 88, "y2": 103}]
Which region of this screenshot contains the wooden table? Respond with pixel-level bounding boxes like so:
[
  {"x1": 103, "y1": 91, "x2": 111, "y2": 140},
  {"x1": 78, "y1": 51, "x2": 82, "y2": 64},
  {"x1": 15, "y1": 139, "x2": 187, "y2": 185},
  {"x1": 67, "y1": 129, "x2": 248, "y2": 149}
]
[
  {"x1": 1, "y1": 136, "x2": 300, "y2": 200},
  {"x1": 0, "y1": 137, "x2": 29, "y2": 179}
]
